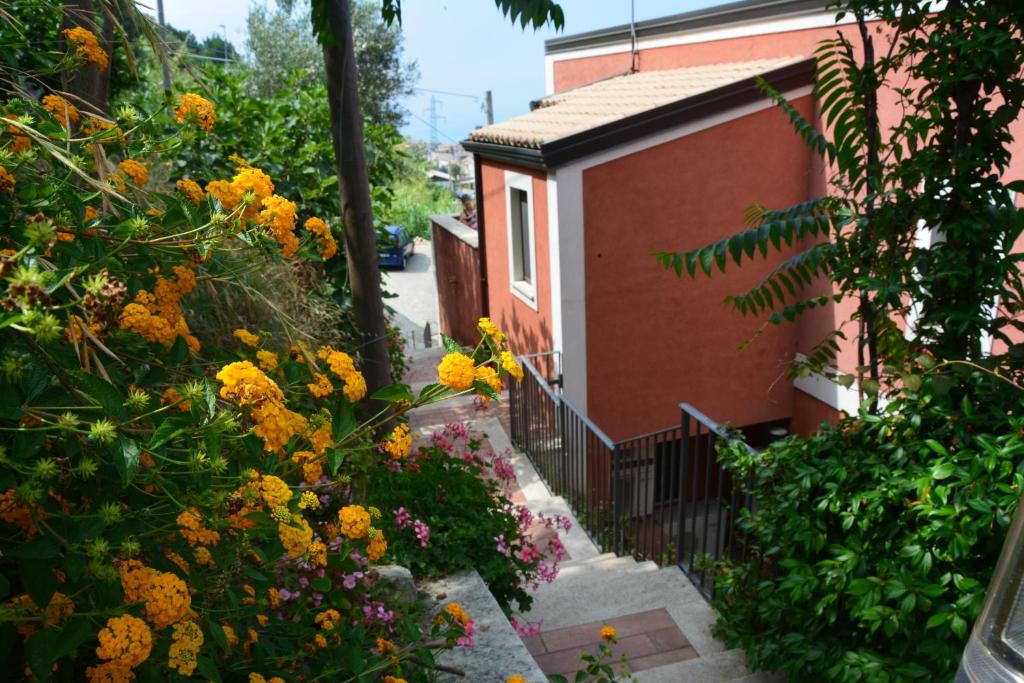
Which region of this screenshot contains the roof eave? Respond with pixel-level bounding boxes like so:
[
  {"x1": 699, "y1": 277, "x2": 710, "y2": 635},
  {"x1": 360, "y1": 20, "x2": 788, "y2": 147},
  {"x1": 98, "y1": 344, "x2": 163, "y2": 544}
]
[
  {"x1": 544, "y1": 0, "x2": 831, "y2": 55},
  {"x1": 461, "y1": 140, "x2": 548, "y2": 171},
  {"x1": 538, "y1": 57, "x2": 815, "y2": 167}
]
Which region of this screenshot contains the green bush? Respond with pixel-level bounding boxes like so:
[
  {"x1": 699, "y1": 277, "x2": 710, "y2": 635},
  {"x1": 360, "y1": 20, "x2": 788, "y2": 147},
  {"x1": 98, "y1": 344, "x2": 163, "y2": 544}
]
[
  {"x1": 713, "y1": 372, "x2": 1024, "y2": 681},
  {"x1": 370, "y1": 424, "x2": 568, "y2": 614}
]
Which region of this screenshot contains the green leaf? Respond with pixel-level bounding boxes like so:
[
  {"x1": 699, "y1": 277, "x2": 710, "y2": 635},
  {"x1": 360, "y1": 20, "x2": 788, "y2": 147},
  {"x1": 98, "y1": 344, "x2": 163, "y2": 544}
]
[
  {"x1": 931, "y1": 375, "x2": 954, "y2": 396},
  {"x1": 168, "y1": 335, "x2": 190, "y2": 364},
  {"x1": 419, "y1": 383, "x2": 444, "y2": 401},
  {"x1": 8, "y1": 536, "x2": 60, "y2": 560},
  {"x1": 197, "y1": 655, "x2": 222, "y2": 682},
  {"x1": 207, "y1": 619, "x2": 229, "y2": 653},
  {"x1": 370, "y1": 383, "x2": 415, "y2": 403},
  {"x1": 26, "y1": 629, "x2": 62, "y2": 680},
  {"x1": 19, "y1": 559, "x2": 57, "y2": 607},
  {"x1": 71, "y1": 371, "x2": 124, "y2": 418},
  {"x1": 951, "y1": 615, "x2": 967, "y2": 638},
  {"x1": 112, "y1": 436, "x2": 141, "y2": 486},
  {"x1": 931, "y1": 462, "x2": 955, "y2": 480},
  {"x1": 203, "y1": 379, "x2": 218, "y2": 418},
  {"x1": 311, "y1": 576, "x2": 331, "y2": 592},
  {"x1": 441, "y1": 335, "x2": 463, "y2": 354},
  {"x1": 332, "y1": 399, "x2": 358, "y2": 442},
  {"x1": 147, "y1": 420, "x2": 183, "y2": 450},
  {"x1": 327, "y1": 447, "x2": 346, "y2": 476}
]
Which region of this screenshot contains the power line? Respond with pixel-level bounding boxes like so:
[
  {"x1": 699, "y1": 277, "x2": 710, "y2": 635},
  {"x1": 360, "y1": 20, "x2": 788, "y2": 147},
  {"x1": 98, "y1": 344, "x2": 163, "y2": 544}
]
[
  {"x1": 413, "y1": 87, "x2": 480, "y2": 101},
  {"x1": 408, "y1": 111, "x2": 460, "y2": 145}
]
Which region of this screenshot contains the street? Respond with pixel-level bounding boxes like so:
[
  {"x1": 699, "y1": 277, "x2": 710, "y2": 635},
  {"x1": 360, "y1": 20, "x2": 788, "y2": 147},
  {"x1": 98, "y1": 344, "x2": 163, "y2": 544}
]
[{"x1": 381, "y1": 237, "x2": 441, "y2": 351}]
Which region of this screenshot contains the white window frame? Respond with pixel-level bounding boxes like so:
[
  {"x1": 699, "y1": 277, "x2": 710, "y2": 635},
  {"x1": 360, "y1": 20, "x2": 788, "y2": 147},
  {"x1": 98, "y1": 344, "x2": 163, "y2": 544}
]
[{"x1": 504, "y1": 171, "x2": 538, "y2": 310}]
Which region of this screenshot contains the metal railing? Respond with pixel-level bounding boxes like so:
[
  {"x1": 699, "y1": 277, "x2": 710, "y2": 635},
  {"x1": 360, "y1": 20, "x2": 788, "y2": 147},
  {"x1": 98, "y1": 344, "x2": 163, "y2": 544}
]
[
  {"x1": 677, "y1": 403, "x2": 755, "y2": 600},
  {"x1": 509, "y1": 355, "x2": 756, "y2": 602}
]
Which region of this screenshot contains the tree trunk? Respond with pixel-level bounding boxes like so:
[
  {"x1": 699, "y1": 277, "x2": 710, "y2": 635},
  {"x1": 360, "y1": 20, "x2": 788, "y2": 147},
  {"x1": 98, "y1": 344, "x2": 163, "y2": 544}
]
[
  {"x1": 61, "y1": 0, "x2": 109, "y2": 114},
  {"x1": 320, "y1": 0, "x2": 394, "y2": 401}
]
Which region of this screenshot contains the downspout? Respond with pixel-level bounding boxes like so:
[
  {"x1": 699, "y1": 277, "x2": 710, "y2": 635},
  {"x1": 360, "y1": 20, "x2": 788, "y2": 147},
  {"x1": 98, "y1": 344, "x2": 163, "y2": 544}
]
[{"x1": 473, "y1": 153, "x2": 489, "y2": 318}]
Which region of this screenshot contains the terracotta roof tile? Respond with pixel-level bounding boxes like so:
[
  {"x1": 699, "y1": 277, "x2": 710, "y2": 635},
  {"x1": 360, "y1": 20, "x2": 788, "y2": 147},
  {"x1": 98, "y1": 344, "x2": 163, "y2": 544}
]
[{"x1": 468, "y1": 57, "x2": 805, "y2": 149}]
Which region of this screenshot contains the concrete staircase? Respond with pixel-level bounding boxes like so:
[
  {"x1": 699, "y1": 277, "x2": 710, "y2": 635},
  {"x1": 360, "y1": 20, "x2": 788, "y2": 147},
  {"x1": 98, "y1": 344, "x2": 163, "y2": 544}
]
[{"x1": 403, "y1": 351, "x2": 782, "y2": 682}]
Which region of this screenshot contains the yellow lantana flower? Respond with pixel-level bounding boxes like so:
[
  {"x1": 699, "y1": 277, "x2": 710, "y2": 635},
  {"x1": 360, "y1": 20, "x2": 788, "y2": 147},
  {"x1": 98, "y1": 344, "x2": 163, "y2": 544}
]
[{"x1": 438, "y1": 352, "x2": 475, "y2": 391}]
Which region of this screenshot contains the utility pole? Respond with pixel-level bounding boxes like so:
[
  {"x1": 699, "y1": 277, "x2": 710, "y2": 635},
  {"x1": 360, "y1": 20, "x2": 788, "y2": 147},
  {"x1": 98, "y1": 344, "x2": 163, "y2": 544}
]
[
  {"x1": 156, "y1": 0, "x2": 172, "y2": 93},
  {"x1": 219, "y1": 24, "x2": 228, "y2": 64},
  {"x1": 484, "y1": 90, "x2": 494, "y2": 125},
  {"x1": 424, "y1": 95, "x2": 446, "y2": 151}
]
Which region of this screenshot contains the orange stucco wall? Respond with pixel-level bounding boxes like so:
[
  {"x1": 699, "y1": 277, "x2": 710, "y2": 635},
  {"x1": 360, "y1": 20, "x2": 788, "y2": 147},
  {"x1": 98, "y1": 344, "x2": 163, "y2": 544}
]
[
  {"x1": 556, "y1": 21, "x2": 1024, "y2": 381},
  {"x1": 790, "y1": 389, "x2": 842, "y2": 436},
  {"x1": 479, "y1": 160, "x2": 553, "y2": 358},
  {"x1": 431, "y1": 218, "x2": 484, "y2": 347},
  {"x1": 581, "y1": 96, "x2": 817, "y2": 441}
]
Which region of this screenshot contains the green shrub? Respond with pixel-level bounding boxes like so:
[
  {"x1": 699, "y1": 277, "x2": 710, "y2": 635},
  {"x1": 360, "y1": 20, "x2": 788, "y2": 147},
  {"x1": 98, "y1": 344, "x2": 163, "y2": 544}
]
[
  {"x1": 370, "y1": 425, "x2": 569, "y2": 614},
  {"x1": 713, "y1": 372, "x2": 1024, "y2": 681}
]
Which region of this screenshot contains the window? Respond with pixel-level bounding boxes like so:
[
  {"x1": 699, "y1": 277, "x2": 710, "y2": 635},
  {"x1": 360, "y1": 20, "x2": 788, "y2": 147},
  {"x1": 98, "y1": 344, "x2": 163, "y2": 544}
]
[
  {"x1": 505, "y1": 172, "x2": 537, "y2": 308},
  {"x1": 510, "y1": 188, "x2": 532, "y2": 283}
]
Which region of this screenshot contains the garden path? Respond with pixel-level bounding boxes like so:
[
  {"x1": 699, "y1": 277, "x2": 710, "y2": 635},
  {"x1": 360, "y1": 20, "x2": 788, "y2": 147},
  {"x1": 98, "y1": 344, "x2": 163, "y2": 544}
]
[{"x1": 404, "y1": 348, "x2": 782, "y2": 682}]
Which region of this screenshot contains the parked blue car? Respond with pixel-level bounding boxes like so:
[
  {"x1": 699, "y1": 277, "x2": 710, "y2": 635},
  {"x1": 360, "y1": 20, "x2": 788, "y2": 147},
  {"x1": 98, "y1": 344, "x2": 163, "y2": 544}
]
[{"x1": 378, "y1": 225, "x2": 415, "y2": 269}]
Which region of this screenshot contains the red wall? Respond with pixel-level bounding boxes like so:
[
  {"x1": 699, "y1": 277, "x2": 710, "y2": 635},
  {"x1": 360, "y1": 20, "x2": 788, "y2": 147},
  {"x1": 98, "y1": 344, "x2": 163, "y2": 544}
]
[
  {"x1": 431, "y1": 217, "x2": 484, "y2": 347},
  {"x1": 480, "y1": 160, "x2": 553, "y2": 358},
  {"x1": 552, "y1": 23, "x2": 890, "y2": 93},
  {"x1": 582, "y1": 97, "x2": 817, "y2": 440},
  {"x1": 790, "y1": 389, "x2": 842, "y2": 436}
]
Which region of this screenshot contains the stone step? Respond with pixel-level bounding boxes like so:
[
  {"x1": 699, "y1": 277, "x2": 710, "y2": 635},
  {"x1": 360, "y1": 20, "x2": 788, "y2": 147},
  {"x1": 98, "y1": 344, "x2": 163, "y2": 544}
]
[
  {"x1": 554, "y1": 554, "x2": 659, "y2": 580},
  {"x1": 526, "y1": 566, "x2": 725, "y2": 663},
  {"x1": 560, "y1": 551, "x2": 617, "y2": 567}
]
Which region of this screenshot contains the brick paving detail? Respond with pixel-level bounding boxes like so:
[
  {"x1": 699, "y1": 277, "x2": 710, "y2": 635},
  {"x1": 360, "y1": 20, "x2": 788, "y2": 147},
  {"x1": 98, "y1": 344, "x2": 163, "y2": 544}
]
[{"x1": 523, "y1": 608, "x2": 697, "y2": 679}]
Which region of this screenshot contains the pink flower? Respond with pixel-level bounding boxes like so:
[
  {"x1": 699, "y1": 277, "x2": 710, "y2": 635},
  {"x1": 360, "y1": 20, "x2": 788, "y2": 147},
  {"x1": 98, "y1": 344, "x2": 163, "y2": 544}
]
[
  {"x1": 413, "y1": 520, "x2": 430, "y2": 547},
  {"x1": 493, "y1": 455, "x2": 516, "y2": 483},
  {"x1": 394, "y1": 507, "x2": 412, "y2": 529},
  {"x1": 495, "y1": 534, "x2": 508, "y2": 554},
  {"x1": 510, "y1": 616, "x2": 543, "y2": 636}
]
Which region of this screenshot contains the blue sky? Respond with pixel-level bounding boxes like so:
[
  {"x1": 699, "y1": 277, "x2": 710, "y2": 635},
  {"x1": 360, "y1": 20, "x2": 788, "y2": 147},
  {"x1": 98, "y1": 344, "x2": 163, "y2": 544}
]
[{"x1": 162, "y1": 0, "x2": 722, "y2": 143}]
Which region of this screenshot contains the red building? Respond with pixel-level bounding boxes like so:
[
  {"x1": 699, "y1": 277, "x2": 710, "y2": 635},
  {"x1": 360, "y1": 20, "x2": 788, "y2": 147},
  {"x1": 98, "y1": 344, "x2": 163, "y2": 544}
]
[{"x1": 440, "y1": 0, "x2": 1024, "y2": 445}]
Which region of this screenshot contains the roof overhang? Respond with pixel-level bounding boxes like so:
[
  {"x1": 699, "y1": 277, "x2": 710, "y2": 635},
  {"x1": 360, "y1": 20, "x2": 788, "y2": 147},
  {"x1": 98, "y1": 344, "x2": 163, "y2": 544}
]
[
  {"x1": 462, "y1": 57, "x2": 815, "y2": 170},
  {"x1": 544, "y1": 0, "x2": 831, "y2": 55}
]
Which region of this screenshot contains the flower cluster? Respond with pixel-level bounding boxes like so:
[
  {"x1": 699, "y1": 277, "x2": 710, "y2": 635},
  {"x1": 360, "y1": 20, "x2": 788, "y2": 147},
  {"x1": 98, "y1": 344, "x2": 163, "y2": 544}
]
[
  {"x1": 88, "y1": 615, "x2": 152, "y2": 681},
  {"x1": 174, "y1": 93, "x2": 217, "y2": 132},
  {"x1": 117, "y1": 269, "x2": 191, "y2": 344},
  {"x1": 119, "y1": 264, "x2": 200, "y2": 353},
  {"x1": 216, "y1": 361, "x2": 307, "y2": 451},
  {"x1": 259, "y1": 194, "x2": 299, "y2": 257},
  {"x1": 177, "y1": 508, "x2": 220, "y2": 547},
  {"x1": 317, "y1": 345, "x2": 367, "y2": 402},
  {"x1": 233, "y1": 328, "x2": 260, "y2": 347},
  {"x1": 207, "y1": 164, "x2": 274, "y2": 221},
  {"x1": 168, "y1": 620, "x2": 203, "y2": 675},
  {"x1": 63, "y1": 27, "x2": 109, "y2": 70},
  {"x1": 42, "y1": 93, "x2": 79, "y2": 128},
  {"x1": 382, "y1": 423, "x2": 412, "y2": 461},
  {"x1": 117, "y1": 158, "x2": 149, "y2": 188},
  {"x1": 175, "y1": 178, "x2": 206, "y2": 206},
  {"x1": 436, "y1": 318, "x2": 522, "y2": 401},
  {"x1": 304, "y1": 216, "x2": 338, "y2": 259},
  {"x1": 308, "y1": 372, "x2": 333, "y2": 398}
]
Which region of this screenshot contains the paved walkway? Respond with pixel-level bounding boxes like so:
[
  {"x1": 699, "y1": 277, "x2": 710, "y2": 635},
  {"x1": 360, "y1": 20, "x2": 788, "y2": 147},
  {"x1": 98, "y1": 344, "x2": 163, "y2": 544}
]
[
  {"x1": 383, "y1": 237, "x2": 441, "y2": 351},
  {"x1": 403, "y1": 348, "x2": 782, "y2": 682}
]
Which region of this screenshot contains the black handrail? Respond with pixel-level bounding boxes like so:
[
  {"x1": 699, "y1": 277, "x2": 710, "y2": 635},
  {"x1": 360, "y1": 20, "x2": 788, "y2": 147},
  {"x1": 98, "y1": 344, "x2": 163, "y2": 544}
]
[{"x1": 509, "y1": 355, "x2": 756, "y2": 601}]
